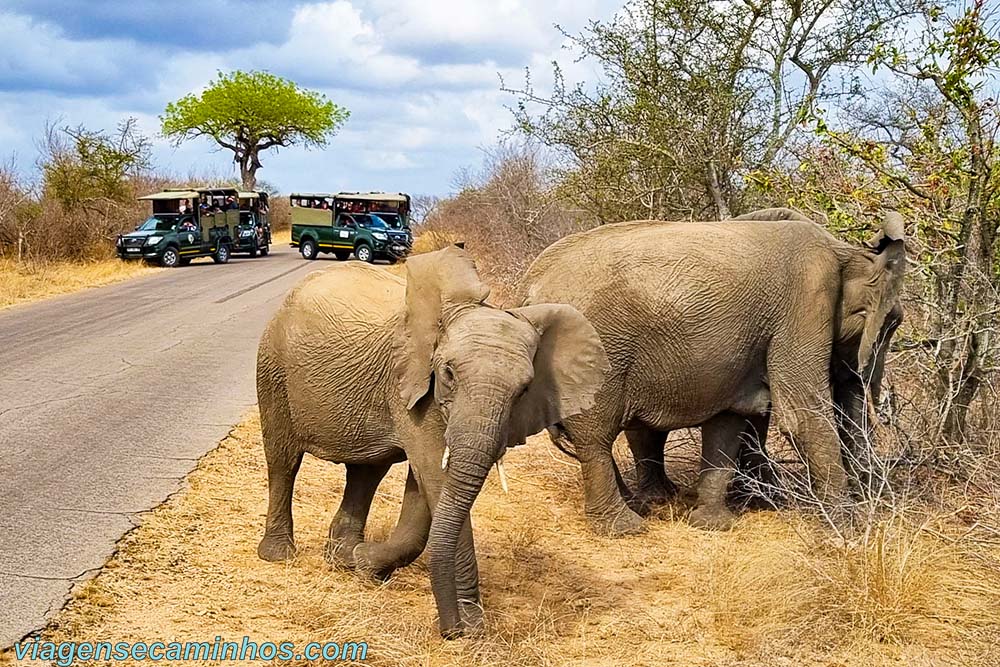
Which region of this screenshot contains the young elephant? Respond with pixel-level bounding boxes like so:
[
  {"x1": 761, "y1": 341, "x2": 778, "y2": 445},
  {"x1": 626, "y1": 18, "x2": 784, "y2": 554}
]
[
  {"x1": 255, "y1": 246, "x2": 607, "y2": 637},
  {"x1": 517, "y1": 212, "x2": 905, "y2": 535}
]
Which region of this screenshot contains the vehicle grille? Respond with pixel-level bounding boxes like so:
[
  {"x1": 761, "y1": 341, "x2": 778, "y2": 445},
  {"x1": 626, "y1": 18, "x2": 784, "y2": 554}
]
[{"x1": 124, "y1": 237, "x2": 146, "y2": 248}]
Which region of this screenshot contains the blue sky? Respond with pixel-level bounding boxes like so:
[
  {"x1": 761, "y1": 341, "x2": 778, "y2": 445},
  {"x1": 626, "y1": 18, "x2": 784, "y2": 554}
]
[{"x1": 0, "y1": 0, "x2": 619, "y2": 197}]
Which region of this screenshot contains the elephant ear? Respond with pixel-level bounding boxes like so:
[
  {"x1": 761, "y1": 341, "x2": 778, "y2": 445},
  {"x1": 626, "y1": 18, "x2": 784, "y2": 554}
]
[
  {"x1": 857, "y1": 212, "x2": 906, "y2": 371},
  {"x1": 394, "y1": 246, "x2": 491, "y2": 409},
  {"x1": 506, "y1": 304, "x2": 609, "y2": 442}
]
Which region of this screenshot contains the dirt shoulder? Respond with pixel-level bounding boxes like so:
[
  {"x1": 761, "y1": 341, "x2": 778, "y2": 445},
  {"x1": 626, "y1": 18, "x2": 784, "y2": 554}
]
[
  {"x1": 4, "y1": 411, "x2": 996, "y2": 667},
  {"x1": 0, "y1": 258, "x2": 159, "y2": 310}
]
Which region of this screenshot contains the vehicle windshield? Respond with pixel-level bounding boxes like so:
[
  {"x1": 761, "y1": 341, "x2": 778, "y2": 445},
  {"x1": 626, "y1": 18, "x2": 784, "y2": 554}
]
[
  {"x1": 358, "y1": 215, "x2": 389, "y2": 230},
  {"x1": 372, "y1": 212, "x2": 403, "y2": 229},
  {"x1": 137, "y1": 216, "x2": 177, "y2": 232}
]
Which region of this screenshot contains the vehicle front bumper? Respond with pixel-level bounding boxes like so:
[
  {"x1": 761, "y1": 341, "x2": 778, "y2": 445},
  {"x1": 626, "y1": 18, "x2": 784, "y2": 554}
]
[{"x1": 117, "y1": 243, "x2": 164, "y2": 261}]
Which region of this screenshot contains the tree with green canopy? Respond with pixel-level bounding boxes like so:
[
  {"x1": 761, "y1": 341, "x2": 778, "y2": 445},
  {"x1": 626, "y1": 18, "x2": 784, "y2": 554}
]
[{"x1": 161, "y1": 70, "x2": 349, "y2": 189}]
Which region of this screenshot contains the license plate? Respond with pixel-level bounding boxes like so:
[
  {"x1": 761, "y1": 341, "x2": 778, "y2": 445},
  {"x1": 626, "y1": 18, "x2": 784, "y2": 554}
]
[{"x1": 126, "y1": 248, "x2": 140, "y2": 253}]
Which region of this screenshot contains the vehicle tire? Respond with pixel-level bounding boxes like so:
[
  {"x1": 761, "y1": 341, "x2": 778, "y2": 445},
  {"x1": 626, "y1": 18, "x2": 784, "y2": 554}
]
[
  {"x1": 213, "y1": 243, "x2": 231, "y2": 264},
  {"x1": 259, "y1": 244, "x2": 270, "y2": 257},
  {"x1": 301, "y1": 238, "x2": 318, "y2": 260},
  {"x1": 248, "y1": 245, "x2": 258, "y2": 258},
  {"x1": 387, "y1": 256, "x2": 398, "y2": 265},
  {"x1": 179, "y1": 257, "x2": 192, "y2": 266},
  {"x1": 355, "y1": 243, "x2": 373, "y2": 263},
  {"x1": 333, "y1": 250, "x2": 350, "y2": 261},
  {"x1": 160, "y1": 246, "x2": 181, "y2": 268}
]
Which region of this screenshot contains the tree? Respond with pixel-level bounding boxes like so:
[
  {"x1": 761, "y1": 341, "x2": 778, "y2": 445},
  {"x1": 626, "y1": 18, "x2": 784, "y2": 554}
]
[
  {"x1": 42, "y1": 117, "x2": 150, "y2": 213},
  {"x1": 161, "y1": 70, "x2": 348, "y2": 190},
  {"x1": 818, "y1": 0, "x2": 1000, "y2": 444},
  {"x1": 505, "y1": 0, "x2": 922, "y2": 221}
]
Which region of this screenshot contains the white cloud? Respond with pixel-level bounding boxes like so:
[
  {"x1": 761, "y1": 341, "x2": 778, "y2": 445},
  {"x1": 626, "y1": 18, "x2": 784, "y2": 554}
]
[{"x1": 0, "y1": 0, "x2": 623, "y2": 195}]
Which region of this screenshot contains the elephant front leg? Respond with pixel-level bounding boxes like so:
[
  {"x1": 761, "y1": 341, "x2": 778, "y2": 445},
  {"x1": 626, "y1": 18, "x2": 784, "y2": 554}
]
[
  {"x1": 258, "y1": 445, "x2": 304, "y2": 562},
  {"x1": 730, "y1": 413, "x2": 782, "y2": 509},
  {"x1": 354, "y1": 466, "x2": 431, "y2": 580},
  {"x1": 689, "y1": 413, "x2": 744, "y2": 530},
  {"x1": 325, "y1": 463, "x2": 391, "y2": 568},
  {"x1": 625, "y1": 427, "x2": 679, "y2": 512},
  {"x1": 769, "y1": 334, "x2": 850, "y2": 517}
]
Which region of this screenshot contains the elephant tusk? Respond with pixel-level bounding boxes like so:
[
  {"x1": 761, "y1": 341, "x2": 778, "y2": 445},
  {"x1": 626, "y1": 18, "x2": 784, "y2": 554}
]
[
  {"x1": 495, "y1": 456, "x2": 509, "y2": 494},
  {"x1": 441, "y1": 446, "x2": 450, "y2": 470}
]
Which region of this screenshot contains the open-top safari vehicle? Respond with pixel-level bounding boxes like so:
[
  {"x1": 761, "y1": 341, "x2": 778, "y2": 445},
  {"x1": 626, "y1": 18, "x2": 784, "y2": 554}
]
[
  {"x1": 233, "y1": 191, "x2": 272, "y2": 258},
  {"x1": 118, "y1": 187, "x2": 246, "y2": 267},
  {"x1": 289, "y1": 192, "x2": 413, "y2": 263}
]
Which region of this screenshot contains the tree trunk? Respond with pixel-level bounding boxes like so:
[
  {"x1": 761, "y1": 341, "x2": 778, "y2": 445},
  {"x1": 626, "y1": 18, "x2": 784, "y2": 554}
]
[{"x1": 705, "y1": 160, "x2": 730, "y2": 219}]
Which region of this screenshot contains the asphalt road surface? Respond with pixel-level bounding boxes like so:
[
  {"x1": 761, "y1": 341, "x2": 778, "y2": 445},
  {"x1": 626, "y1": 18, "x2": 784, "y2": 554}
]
[{"x1": 0, "y1": 245, "x2": 322, "y2": 647}]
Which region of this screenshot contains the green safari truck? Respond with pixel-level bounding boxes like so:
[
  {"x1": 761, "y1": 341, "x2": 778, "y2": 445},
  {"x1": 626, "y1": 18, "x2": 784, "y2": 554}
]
[
  {"x1": 117, "y1": 187, "x2": 241, "y2": 267},
  {"x1": 289, "y1": 192, "x2": 413, "y2": 263},
  {"x1": 232, "y1": 191, "x2": 272, "y2": 258}
]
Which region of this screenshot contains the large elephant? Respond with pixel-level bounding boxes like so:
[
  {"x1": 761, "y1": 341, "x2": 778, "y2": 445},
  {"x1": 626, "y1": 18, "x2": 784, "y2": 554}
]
[
  {"x1": 516, "y1": 211, "x2": 905, "y2": 535},
  {"x1": 255, "y1": 246, "x2": 607, "y2": 637}
]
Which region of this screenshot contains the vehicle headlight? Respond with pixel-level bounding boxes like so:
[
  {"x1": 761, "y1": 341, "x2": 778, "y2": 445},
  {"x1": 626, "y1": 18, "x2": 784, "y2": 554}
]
[
  {"x1": 372, "y1": 232, "x2": 388, "y2": 241},
  {"x1": 145, "y1": 236, "x2": 162, "y2": 246}
]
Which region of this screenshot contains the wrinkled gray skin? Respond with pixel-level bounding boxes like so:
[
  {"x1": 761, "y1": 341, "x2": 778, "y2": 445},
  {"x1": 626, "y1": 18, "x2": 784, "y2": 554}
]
[
  {"x1": 256, "y1": 246, "x2": 607, "y2": 637},
  {"x1": 517, "y1": 210, "x2": 906, "y2": 535}
]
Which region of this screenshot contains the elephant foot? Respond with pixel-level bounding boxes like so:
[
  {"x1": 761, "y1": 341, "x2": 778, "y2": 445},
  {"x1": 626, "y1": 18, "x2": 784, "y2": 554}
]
[
  {"x1": 688, "y1": 505, "x2": 737, "y2": 531},
  {"x1": 257, "y1": 534, "x2": 296, "y2": 562},
  {"x1": 351, "y1": 543, "x2": 396, "y2": 582},
  {"x1": 631, "y1": 479, "x2": 679, "y2": 515},
  {"x1": 459, "y1": 598, "x2": 484, "y2": 635},
  {"x1": 324, "y1": 536, "x2": 361, "y2": 569},
  {"x1": 588, "y1": 506, "x2": 646, "y2": 537}
]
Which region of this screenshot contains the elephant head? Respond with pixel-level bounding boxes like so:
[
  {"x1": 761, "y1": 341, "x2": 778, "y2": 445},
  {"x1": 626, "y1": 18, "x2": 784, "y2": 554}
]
[
  {"x1": 392, "y1": 246, "x2": 608, "y2": 636},
  {"x1": 733, "y1": 208, "x2": 906, "y2": 399}
]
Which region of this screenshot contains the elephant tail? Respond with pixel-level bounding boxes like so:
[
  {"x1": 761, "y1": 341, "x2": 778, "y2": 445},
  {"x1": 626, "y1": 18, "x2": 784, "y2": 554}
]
[{"x1": 547, "y1": 424, "x2": 580, "y2": 460}]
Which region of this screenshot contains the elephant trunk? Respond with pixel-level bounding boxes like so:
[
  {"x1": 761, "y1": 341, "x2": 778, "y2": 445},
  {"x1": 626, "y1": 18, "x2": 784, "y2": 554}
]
[{"x1": 429, "y1": 415, "x2": 503, "y2": 638}]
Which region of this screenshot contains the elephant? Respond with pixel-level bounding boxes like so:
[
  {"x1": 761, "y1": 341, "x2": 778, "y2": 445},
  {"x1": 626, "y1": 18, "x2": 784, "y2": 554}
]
[
  {"x1": 255, "y1": 246, "x2": 608, "y2": 637},
  {"x1": 516, "y1": 210, "x2": 905, "y2": 534}
]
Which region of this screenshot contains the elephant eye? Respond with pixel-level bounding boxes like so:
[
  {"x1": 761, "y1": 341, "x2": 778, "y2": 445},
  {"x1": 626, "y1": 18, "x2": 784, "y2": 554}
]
[{"x1": 439, "y1": 363, "x2": 457, "y2": 388}]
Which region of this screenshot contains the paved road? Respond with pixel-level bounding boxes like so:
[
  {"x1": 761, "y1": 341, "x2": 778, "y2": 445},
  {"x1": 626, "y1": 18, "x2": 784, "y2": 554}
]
[{"x1": 0, "y1": 245, "x2": 320, "y2": 647}]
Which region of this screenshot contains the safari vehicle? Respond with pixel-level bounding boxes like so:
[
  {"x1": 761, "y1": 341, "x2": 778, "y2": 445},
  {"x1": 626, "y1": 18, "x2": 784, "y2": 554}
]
[
  {"x1": 117, "y1": 187, "x2": 242, "y2": 267},
  {"x1": 289, "y1": 192, "x2": 413, "y2": 263},
  {"x1": 232, "y1": 191, "x2": 272, "y2": 257}
]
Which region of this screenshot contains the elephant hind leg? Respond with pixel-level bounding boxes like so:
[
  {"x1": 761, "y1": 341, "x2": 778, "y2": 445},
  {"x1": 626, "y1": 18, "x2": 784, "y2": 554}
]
[
  {"x1": 354, "y1": 465, "x2": 431, "y2": 580},
  {"x1": 325, "y1": 463, "x2": 391, "y2": 568},
  {"x1": 574, "y1": 424, "x2": 645, "y2": 537},
  {"x1": 625, "y1": 427, "x2": 679, "y2": 513}
]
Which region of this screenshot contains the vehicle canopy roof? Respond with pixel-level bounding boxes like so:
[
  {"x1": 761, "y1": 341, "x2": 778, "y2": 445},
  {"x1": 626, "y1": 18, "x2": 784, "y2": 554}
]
[
  {"x1": 289, "y1": 192, "x2": 408, "y2": 203},
  {"x1": 139, "y1": 187, "x2": 239, "y2": 201}
]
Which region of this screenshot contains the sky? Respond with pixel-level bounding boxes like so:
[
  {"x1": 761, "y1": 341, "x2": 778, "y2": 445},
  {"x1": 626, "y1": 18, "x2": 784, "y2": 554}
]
[{"x1": 0, "y1": 0, "x2": 620, "y2": 197}]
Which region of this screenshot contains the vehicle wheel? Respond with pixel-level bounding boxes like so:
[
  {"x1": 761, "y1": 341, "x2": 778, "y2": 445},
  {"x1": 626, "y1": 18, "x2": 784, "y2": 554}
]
[
  {"x1": 160, "y1": 247, "x2": 181, "y2": 268},
  {"x1": 355, "y1": 243, "x2": 373, "y2": 263},
  {"x1": 213, "y1": 244, "x2": 231, "y2": 264},
  {"x1": 300, "y1": 238, "x2": 318, "y2": 260},
  {"x1": 179, "y1": 257, "x2": 192, "y2": 266},
  {"x1": 249, "y1": 245, "x2": 258, "y2": 258},
  {"x1": 259, "y1": 244, "x2": 270, "y2": 257},
  {"x1": 333, "y1": 250, "x2": 350, "y2": 261},
  {"x1": 387, "y1": 256, "x2": 398, "y2": 265}
]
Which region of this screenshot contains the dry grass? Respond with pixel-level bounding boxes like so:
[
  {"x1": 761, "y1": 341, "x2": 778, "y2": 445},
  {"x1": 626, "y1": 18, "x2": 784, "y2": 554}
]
[
  {"x1": 0, "y1": 257, "x2": 159, "y2": 310},
  {"x1": 4, "y1": 411, "x2": 997, "y2": 667}
]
